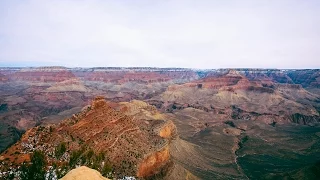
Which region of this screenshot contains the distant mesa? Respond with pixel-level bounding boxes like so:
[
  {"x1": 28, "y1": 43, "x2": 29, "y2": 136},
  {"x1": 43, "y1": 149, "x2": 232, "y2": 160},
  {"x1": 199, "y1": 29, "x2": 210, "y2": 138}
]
[
  {"x1": 10, "y1": 66, "x2": 76, "y2": 82},
  {"x1": 44, "y1": 78, "x2": 89, "y2": 92}
]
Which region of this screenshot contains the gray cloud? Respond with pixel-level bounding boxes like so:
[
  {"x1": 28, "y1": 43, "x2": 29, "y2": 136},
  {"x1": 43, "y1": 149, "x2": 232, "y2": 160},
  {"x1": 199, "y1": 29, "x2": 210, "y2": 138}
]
[{"x1": 0, "y1": 0, "x2": 319, "y2": 68}]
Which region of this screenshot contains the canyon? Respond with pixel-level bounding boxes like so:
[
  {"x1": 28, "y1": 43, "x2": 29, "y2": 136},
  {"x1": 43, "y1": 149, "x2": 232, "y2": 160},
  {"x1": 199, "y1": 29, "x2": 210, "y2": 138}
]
[{"x1": 0, "y1": 67, "x2": 319, "y2": 179}]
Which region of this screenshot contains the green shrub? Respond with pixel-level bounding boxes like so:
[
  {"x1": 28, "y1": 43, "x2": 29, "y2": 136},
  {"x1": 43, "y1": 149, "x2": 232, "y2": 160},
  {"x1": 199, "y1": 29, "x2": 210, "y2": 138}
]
[
  {"x1": 86, "y1": 149, "x2": 94, "y2": 159},
  {"x1": 101, "y1": 162, "x2": 113, "y2": 177},
  {"x1": 55, "y1": 142, "x2": 67, "y2": 158},
  {"x1": 20, "y1": 150, "x2": 46, "y2": 180},
  {"x1": 69, "y1": 150, "x2": 82, "y2": 167},
  {"x1": 49, "y1": 126, "x2": 53, "y2": 133},
  {"x1": 224, "y1": 121, "x2": 236, "y2": 127}
]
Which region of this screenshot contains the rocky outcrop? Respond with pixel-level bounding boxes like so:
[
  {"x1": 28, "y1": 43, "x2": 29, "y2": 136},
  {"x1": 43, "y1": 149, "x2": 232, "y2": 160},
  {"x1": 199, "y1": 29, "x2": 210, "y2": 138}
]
[
  {"x1": 180, "y1": 70, "x2": 265, "y2": 91},
  {"x1": 137, "y1": 146, "x2": 170, "y2": 177},
  {"x1": 159, "y1": 121, "x2": 177, "y2": 139},
  {"x1": 154, "y1": 69, "x2": 320, "y2": 125},
  {"x1": 0, "y1": 97, "x2": 175, "y2": 178},
  {"x1": 61, "y1": 166, "x2": 110, "y2": 180}
]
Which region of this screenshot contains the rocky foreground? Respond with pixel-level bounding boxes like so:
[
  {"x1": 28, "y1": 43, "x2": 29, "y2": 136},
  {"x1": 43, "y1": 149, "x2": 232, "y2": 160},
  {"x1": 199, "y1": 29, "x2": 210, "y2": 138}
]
[
  {"x1": 61, "y1": 166, "x2": 110, "y2": 180},
  {"x1": 0, "y1": 97, "x2": 182, "y2": 179}
]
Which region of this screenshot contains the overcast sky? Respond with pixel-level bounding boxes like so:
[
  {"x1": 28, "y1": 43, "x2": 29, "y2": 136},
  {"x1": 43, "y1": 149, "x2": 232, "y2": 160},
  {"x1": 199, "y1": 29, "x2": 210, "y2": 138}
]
[{"x1": 0, "y1": 0, "x2": 319, "y2": 68}]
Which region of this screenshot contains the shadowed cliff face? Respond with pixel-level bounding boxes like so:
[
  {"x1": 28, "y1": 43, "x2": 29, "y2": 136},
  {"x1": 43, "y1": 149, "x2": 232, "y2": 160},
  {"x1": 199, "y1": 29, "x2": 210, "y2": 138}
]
[{"x1": 287, "y1": 69, "x2": 320, "y2": 88}]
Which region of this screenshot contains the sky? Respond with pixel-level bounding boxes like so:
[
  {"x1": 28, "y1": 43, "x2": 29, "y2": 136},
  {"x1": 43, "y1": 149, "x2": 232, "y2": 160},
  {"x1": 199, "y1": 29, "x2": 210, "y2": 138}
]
[{"x1": 0, "y1": 0, "x2": 319, "y2": 69}]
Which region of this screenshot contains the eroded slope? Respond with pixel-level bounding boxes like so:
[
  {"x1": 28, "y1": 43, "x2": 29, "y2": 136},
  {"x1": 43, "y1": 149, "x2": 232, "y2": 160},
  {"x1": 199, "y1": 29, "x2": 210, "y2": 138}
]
[{"x1": 0, "y1": 97, "x2": 178, "y2": 179}]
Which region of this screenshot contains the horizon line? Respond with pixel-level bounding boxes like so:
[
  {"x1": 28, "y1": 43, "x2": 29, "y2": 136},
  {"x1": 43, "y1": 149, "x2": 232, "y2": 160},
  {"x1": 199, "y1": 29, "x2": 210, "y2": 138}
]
[{"x1": 0, "y1": 66, "x2": 319, "y2": 70}]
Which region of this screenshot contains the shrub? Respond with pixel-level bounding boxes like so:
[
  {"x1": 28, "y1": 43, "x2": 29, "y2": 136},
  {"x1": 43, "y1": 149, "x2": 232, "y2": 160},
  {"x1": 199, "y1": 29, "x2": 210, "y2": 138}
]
[
  {"x1": 69, "y1": 149, "x2": 82, "y2": 167},
  {"x1": 49, "y1": 126, "x2": 53, "y2": 133},
  {"x1": 224, "y1": 121, "x2": 236, "y2": 128},
  {"x1": 20, "y1": 150, "x2": 46, "y2": 180},
  {"x1": 55, "y1": 142, "x2": 67, "y2": 158},
  {"x1": 101, "y1": 162, "x2": 113, "y2": 177},
  {"x1": 86, "y1": 149, "x2": 94, "y2": 160}
]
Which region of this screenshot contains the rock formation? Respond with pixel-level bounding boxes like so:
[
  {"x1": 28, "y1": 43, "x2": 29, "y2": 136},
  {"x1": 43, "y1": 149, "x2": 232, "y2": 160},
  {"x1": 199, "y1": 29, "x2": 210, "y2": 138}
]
[
  {"x1": 10, "y1": 67, "x2": 76, "y2": 82},
  {"x1": 61, "y1": 166, "x2": 110, "y2": 180},
  {"x1": 0, "y1": 67, "x2": 319, "y2": 179},
  {"x1": 0, "y1": 97, "x2": 177, "y2": 179},
  {"x1": 154, "y1": 69, "x2": 319, "y2": 125}
]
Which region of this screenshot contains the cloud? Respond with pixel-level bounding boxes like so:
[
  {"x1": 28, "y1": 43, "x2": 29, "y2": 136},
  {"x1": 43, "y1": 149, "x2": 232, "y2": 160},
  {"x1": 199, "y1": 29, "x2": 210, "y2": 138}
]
[{"x1": 0, "y1": 0, "x2": 319, "y2": 68}]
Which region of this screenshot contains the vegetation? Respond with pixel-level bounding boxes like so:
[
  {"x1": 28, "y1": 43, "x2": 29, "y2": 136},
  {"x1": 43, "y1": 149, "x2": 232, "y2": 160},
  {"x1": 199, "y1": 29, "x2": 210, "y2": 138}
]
[
  {"x1": 49, "y1": 126, "x2": 53, "y2": 133},
  {"x1": 238, "y1": 135, "x2": 249, "y2": 149},
  {"x1": 224, "y1": 120, "x2": 236, "y2": 128},
  {"x1": 0, "y1": 103, "x2": 8, "y2": 112},
  {"x1": 67, "y1": 147, "x2": 113, "y2": 178},
  {"x1": 269, "y1": 121, "x2": 277, "y2": 127},
  {"x1": 69, "y1": 147, "x2": 85, "y2": 167},
  {"x1": 20, "y1": 151, "x2": 46, "y2": 180},
  {"x1": 55, "y1": 142, "x2": 67, "y2": 158},
  {"x1": 14, "y1": 147, "x2": 114, "y2": 179},
  {"x1": 56, "y1": 164, "x2": 69, "y2": 179},
  {"x1": 101, "y1": 162, "x2": 113, "y2": 177}
]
